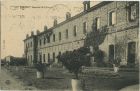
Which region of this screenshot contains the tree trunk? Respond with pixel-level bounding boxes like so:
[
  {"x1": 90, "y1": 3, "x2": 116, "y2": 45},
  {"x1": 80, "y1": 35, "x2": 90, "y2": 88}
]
[{"x1": 75, "y1": 72, "x2": 79, "y2": 79}]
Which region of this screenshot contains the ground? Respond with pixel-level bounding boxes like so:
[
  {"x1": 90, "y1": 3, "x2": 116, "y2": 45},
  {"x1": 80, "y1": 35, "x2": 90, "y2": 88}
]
[
  {"x1": 0, "y1": 66, "x2": 139, "y2": 91},
  {"x1": 120, "y1": 84, "x2": 139, "y2": 91},
  {"x1": 0, "y1": 67, "x2": 37, "y2": 90}
]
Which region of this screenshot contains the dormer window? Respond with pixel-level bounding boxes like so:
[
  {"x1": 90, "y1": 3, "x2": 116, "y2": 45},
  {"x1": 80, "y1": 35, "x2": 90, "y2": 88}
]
[{"x1": 83, "y1": 1, "x2": 90, "y2": 11}]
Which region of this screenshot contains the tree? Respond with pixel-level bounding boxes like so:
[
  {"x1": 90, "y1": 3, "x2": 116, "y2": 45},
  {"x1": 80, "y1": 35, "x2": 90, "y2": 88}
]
[
  {"x1": 57, "y1": 47, "x2": 91, "y2": 79},
  {"x1": 93, "y1": 49, "x2": 105, "y2": 67},
  {"x1": 34, "y1": 60, "x2": 54, "y2": 78},
  {"x1": 84, "y1": 19, "x2": 108, "y2": 66},
  {"x1": 35, "y1": 61, "x2": 46, "y2": 78}
]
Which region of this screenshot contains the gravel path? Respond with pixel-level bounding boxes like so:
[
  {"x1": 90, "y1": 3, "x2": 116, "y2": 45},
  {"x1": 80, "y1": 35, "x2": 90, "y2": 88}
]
[{"x1": 0, "y1": 67, "x2": 37, "y2": 90}]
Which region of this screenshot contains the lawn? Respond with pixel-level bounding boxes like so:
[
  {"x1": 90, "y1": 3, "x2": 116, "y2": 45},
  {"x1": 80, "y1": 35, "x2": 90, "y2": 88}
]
[
  {"x1": 82, "y1": 71, "x2": 139, "y2": 91},
  {"x1": 4, "y1": 66, "x2": 139, "y2": 91}
]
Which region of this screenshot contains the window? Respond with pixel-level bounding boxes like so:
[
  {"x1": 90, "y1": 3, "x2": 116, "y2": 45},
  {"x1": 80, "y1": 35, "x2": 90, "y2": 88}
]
[
  {"x1": 129, "y1": 3, "x2": 138, "y2": 21},
  {"x1": 66, "y1": 29, "x2": 68, "y2": 39},
  {"x1": 28, "y1": 43, "x2": 29, "y2": 47},
  {"x1": 48, "y1": 53, "x2": 50, "y2": 62},
  {"x1": 59, "y1": 32, "x2": 61, "y2": 41},
  {"x1": 73, "y1": 26, "x2": 77, "y2": 37},
  {"x1": 97, "y1": 18, "x2": 100, "y2": 29},
  {"x1": 109, "y1": 11, "x2": 116, "y2": 25},
  {"x1": 47, "y1": 37, "x2": 50, "y2": 43},
  {"x1": 31, "y1": 42, "x2": 32, "y2": 47},
  {"x1": 83, "y1": 22, "x2": 87, "y2": 34},
  {"x1": 31, "y1": 55, "x2": 32, "y2": 61},
  {"x1": 53, "y1": 34, "x2": 55, "y2": 42},
  {"x1": 39, "y1": 39, "x2": 42, "y2": 46},
  {"x1": 28, "y1": 55, "x2": 29, "y2": 61},
  {"x1": 94, "y1": 17, "x2": 100, "y2": 30},
  {"x1": 44, "y1": 38, "x2": 46, "y2": 45},
  {"x1": 26, "y1": 44, "x2": 28, "y2": 48},
  {"x1": 59, "y1": 52, "x2": 61, "y2": 56},
  {"x1": 53, "y1": 52, "x2": 55, "y2": 62},
  {"x1": 39, "y1": 54, "x2": 42, "y2": 62},
  {"x1": 109, "y1": 45, "x2": 114, "y2": 61},
  {"x1": 58, "y1": 52, "x2": 61, "y2": 63},
  {"x1": 43, "y1": 54, "x2": 45, "y2": 62}
]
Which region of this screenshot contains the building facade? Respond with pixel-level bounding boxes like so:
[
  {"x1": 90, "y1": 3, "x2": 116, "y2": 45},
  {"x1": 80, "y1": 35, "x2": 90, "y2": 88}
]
[{"x1": 24, "y1": 1, "x2": 139, "y2": 66}]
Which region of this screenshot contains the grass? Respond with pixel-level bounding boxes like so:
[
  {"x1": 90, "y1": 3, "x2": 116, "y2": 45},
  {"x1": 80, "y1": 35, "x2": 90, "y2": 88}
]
[
  {"x1": 3, "y1": 66, "x2": 139, "y2": 91},
  {"x1": 83, "y1": 71, "x2": 139, "y2": 91}
]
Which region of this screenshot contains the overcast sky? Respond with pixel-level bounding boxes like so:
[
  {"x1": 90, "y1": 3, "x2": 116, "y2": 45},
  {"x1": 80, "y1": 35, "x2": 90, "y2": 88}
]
[{"x1": 1, "y1": 0, "x2": 100, "y2": 58}]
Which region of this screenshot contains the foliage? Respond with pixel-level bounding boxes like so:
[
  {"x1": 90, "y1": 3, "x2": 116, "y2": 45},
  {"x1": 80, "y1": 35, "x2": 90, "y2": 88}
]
[
  {"x1": 34, "y1": 61, "x2": 46, "y2": 72},
  {"x1": 115, "y1": 36, "x2": 126, "y2": 62},
  {"x1": 9, "y1": 59, "x2": 27, "y2": 66},
  {"x1": 57, "y1": 47, "x2": 91, "y2": 79},
  {"x1": 84, "y1": 19, "x2": 108, "y2": 66},
  {"x1": 84, "y1": 24, "x2": 108, "y2": 49},
  {"x1": 94, "y1": 49, "x2": 106, "y2": 67}
]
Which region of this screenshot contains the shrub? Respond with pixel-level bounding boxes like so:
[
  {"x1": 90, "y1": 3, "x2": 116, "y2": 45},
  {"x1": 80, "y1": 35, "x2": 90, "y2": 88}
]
[
  {"x1": 94, "y1": 49, "x2": 106, "y2": 67},
  {"x1": 57, "y1": 47, "x2": 91, "y2": 79},
  {"x1": 34, "y1": 61, "x2": 46, "y2": 72},
  {"x1": 9, "y1": 59, "x2": 27, "y2": 66}
]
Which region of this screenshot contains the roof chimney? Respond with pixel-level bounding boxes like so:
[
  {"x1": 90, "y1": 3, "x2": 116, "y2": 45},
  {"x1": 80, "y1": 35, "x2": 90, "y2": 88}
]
[
  {"x1": 53, "y1": 19, "x2": 57, "y2": 26},
  {"x1": 36, "y1": 30, "x2": 40, "y2": 35},
  {"x1": 66, "y1": 12, "x2": 71, "y2": 20},
  {"x1": 44, "y1": 25, "x2": 48, "y2": 31},
  {"x1": 83, "y1": 1, "x2": 90, "y2": 11}
]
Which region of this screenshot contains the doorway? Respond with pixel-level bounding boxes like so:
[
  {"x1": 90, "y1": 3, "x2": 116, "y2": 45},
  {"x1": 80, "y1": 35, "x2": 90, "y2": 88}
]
[
  {"x1": 109, "y1": 44, "x2": 114, "y2": 62},
  {"x1": 127, "y1": 42, "x2": 136, "y2": 64}
]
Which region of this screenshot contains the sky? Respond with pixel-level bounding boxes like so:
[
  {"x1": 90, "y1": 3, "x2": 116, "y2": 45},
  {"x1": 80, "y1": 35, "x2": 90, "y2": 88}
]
[{"x1": 1, "y1": 0, "x2": 100, "y2": 58}]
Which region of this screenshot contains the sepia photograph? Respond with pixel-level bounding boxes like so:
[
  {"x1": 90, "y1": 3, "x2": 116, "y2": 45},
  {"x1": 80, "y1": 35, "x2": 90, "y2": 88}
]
[{"x1": 0, "y1": 0, "x2": 139, "y2": 91}]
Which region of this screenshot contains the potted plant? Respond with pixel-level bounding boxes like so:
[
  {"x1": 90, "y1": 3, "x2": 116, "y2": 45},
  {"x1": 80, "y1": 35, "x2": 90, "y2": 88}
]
[
  {"x1": 57, "y1": 47, "x2": 91, "y2": 91},
  {"x1": 35, "y1": 61, "x2": 46, "y2": 79}
]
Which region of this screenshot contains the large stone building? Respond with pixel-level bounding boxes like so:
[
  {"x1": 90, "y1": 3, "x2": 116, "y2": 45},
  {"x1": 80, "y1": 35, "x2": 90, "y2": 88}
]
[{"x1": 24, "y1": 1, "x2": 139, "y2": 66}]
